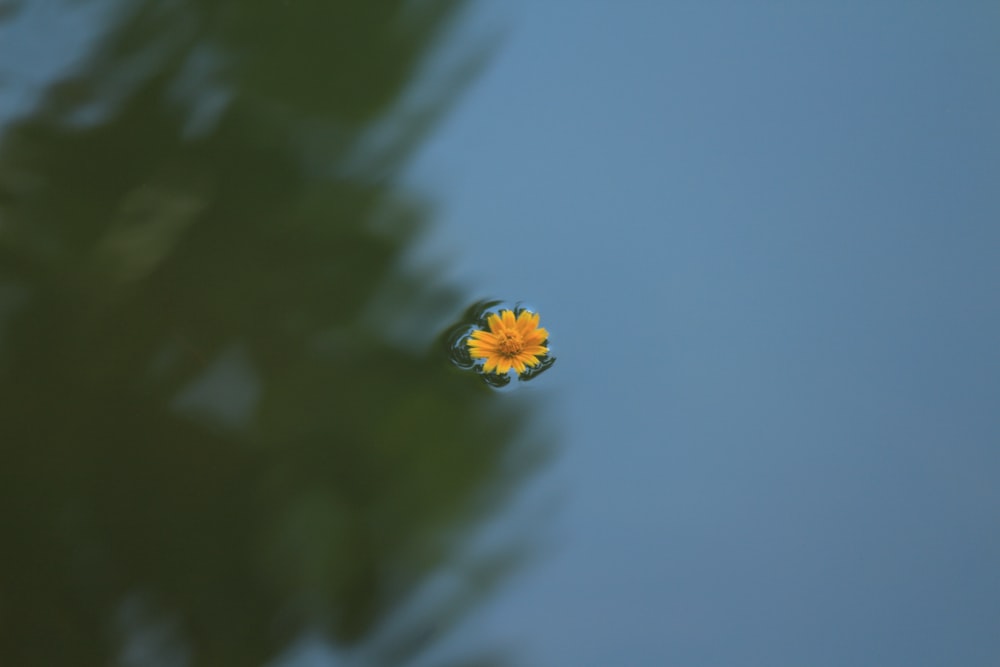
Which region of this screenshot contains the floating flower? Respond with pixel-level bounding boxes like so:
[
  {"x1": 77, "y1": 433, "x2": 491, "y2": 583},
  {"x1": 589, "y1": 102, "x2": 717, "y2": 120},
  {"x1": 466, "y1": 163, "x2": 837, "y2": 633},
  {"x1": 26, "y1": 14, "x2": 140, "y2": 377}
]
[{"x1": 467, "y1": 309, "x2": 549, "y2": 375}]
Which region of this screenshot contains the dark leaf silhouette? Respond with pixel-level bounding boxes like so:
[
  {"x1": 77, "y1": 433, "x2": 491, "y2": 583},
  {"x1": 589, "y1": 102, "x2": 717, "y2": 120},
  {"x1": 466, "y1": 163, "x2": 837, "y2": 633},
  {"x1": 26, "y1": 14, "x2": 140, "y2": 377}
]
[{"x1": 0, "y1": 1, "x2": 549, "y2": 665}]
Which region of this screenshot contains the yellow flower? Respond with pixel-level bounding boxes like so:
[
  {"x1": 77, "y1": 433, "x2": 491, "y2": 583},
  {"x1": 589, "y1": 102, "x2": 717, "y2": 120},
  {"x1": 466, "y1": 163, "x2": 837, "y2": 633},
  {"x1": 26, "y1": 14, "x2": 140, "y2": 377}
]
[{"x1": 467, "y1": 309, "x2": 549, "y2": 375}]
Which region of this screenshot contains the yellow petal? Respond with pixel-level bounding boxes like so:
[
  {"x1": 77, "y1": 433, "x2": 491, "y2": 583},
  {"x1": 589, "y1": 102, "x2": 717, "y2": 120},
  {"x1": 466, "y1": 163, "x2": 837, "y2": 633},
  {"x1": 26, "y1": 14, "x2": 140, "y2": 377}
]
[
  {"x1": 469, "y1": 329, "x2": 496, "y2": 342},
  {"x1": 524, "y1": 327, "x2": 548, "y2": 343},
  {"x1": 517, "y1": 311, "x2": 540, "y2": 335},
  {"x1": 487, "y1": 314, "x2": 502, "y2": 332},
  {"x1": 501, "y1": 310, "x2": 516, "y2": 329}
]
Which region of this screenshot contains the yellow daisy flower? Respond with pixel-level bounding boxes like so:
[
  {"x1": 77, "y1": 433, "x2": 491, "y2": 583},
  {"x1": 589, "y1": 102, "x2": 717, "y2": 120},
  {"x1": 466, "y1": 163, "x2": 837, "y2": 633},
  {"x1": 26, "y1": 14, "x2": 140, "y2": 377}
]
[{"x1": 467, "y1": 309, "x2": 549, "y2": 375}]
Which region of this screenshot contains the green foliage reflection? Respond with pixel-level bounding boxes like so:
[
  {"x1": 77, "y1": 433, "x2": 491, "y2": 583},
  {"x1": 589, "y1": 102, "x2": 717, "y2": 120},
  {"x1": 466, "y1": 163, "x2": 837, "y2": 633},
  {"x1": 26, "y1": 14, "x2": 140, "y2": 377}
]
[{"x1": 0, "y1": 2, "x2": 549, "y2": 665}]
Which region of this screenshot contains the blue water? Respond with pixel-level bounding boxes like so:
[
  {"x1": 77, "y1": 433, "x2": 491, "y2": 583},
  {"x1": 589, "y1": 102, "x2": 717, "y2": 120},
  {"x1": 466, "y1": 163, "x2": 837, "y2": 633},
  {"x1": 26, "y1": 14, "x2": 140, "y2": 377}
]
[
  {"x1": 407, "y1": 3, "x2": 1000, "y2": 665},
  {"x1": 2, "y1": 2, "x2": 999, "y2": 666}
]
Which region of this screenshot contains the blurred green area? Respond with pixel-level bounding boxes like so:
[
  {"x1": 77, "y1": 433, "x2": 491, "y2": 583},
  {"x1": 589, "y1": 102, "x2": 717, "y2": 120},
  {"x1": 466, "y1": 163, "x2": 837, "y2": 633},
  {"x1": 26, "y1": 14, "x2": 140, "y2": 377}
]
[{"x1": 0, "y1": 1, "x2": 550, "y2": 665}]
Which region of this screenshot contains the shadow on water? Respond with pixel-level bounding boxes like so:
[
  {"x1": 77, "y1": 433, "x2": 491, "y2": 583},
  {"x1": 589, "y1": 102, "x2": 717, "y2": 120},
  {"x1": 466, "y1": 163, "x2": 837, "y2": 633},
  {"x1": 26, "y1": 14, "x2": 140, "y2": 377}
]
[{"x1": 0, "y1": 2, "x2": 552, "y2": 665}]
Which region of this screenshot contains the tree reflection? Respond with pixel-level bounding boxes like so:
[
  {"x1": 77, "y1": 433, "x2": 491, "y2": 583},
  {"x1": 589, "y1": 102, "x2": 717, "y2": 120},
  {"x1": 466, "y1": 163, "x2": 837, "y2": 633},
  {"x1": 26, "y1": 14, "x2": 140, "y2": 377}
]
[{"x1": 0, "y1": 2, "x2": 548, "y2": 665}]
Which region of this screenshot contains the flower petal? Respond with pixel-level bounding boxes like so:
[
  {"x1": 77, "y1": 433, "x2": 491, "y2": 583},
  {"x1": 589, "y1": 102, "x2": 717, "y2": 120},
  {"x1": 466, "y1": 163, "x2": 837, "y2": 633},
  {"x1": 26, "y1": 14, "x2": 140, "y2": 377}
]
[
  {"x1": 523, "y1": 327, "x2": 548, "y2": 344},
  {"x1": 517, "y1": 311, "x2": 540, "y2": 335},
  {"x1": 469, "y1": 329, "x2": 497, "y2": 343}
]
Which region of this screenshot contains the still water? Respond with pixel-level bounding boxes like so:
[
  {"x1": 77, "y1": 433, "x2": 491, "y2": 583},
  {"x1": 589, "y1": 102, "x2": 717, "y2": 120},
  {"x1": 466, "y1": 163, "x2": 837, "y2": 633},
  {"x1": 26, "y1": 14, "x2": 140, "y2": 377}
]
[
  {"x1": 1, "y1": 1, "x2": 551, "y2": 665},
  {"x1": 3, "y1": 1, "x2": 1000, "y2": 666}
]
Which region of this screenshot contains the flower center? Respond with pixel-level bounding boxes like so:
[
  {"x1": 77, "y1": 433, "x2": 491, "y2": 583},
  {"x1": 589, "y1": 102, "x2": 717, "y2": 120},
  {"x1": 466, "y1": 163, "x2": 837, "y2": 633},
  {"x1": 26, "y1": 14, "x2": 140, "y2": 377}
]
[{"x1": 496, "y1": 331, "x2": 523, "y2": 356}]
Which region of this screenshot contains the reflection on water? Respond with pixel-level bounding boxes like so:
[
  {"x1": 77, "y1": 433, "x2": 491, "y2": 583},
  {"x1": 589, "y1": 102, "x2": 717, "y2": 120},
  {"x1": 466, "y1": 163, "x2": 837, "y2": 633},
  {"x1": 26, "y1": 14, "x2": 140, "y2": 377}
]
[
  {"x1": 445, "y1": 300, "x2": 555, "y2": 389},
  {"x1": 0, "y1": 2, "x2": 551, "y2": 665}
]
